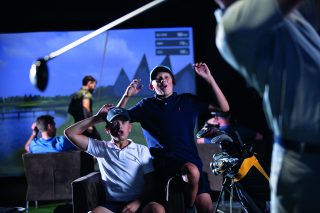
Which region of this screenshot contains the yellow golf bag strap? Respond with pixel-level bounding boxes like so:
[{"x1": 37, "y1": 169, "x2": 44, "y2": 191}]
[{"x1": 234, "y1": 155, "x2": 269, "y2": 182}]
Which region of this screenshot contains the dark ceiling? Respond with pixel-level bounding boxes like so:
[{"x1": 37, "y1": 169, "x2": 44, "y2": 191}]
[{"x1": 1, "y1": 0, "x2": 217, "y2": 33}]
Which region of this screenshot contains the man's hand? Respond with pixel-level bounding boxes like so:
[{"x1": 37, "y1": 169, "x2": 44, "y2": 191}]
[
  {"x1": 31, "y1": 123, "x2": 39, "y2": 136},
  {"x1": 117, "y1": 79, "x2": 143, "y2": 108},
  {"x1": 121, "y1": 200, "x2": 141, "y2": 213},
  {"x1": 193, "y1": 62, "x2": 213, "y2": 81},
  {"x1": 95, "y1": 104, "x2": 114, "y2": 121},
  {"x1": 125, "y1": 79, "x2": 143, "y2": 97},
  {"x1": 25, "y1": 122, "x2": 39, "y2": 153}
]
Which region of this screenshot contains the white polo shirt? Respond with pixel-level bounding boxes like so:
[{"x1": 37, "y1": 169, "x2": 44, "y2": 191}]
[{"x1": 86, "y1": 138, "x2": 154, "y2": 201}]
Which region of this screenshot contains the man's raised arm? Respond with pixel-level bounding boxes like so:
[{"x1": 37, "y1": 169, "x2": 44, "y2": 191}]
[
  {"x1": 117, "y1": 79, "x2": 143, "y2": 108},
  {"x1": 64, "y1": 104, "x2": 113, "y2": 150}
]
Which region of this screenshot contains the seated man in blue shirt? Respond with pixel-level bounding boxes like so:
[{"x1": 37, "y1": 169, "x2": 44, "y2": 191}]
[{"x1": 24, "y1": 114, "x2": 77, "y2": 153}]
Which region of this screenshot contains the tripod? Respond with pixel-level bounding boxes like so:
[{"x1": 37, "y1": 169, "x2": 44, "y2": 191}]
[
  {"x1": 214, "y1": 173, "x2": 249, "y2": 213},
  {"x1": 200, "y1": 120, "x2": 270, "y2": 212},
  {"x1": 213, "y1": 154, "x2": 269, "y2": 213}
]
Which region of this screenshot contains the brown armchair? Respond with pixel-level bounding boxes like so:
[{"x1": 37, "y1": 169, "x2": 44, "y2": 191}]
[
  {"x1": 72, "y1": 171, "x2": 187, "y2": 213},
  {"x1": 71, "y1": 172, "x2": 106, "y2": 213},
  {"x1": 22, "y1": 150, "x2": 94, "y2": 212}
]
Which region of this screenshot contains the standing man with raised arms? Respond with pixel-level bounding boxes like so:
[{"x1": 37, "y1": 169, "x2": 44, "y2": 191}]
[{"x1": 117, "y1": 62, "x2": 229, "y2": 213}]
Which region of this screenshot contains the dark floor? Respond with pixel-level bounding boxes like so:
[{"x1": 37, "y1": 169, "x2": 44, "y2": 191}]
[
  {"x1": 0, "y1": 175, "x2": 269, "y2": 213},
  {"x1": 0, "y1": 176, "x2": 26, "y2": 207},
  {"x1": 214, "y1": 201, "x2": 244, "y2": 213}
]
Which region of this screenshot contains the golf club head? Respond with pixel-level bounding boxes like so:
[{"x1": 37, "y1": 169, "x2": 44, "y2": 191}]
[{"x1": 29, "y1": 58, "x2": 49, "y2": 91}]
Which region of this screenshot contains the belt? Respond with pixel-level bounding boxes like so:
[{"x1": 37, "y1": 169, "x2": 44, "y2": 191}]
[{"x1": 277, "y1": 138, "x2": 320, "y2": 154}]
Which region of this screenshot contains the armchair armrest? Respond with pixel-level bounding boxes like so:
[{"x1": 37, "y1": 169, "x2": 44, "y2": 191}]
[{"x1": 71, "y1": 172, "x2": 106, "y2": 213}]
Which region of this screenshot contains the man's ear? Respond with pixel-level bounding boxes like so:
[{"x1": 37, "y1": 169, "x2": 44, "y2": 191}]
[
  {"x1": 47, "y1": 123, "x2": 54, "y2": 131},
  {"x1": 149, "y1": 83, "x2": 155, "y2": 91},
  {"x1": 128, "y1": 123, "x2": 132, "y2": 133}
]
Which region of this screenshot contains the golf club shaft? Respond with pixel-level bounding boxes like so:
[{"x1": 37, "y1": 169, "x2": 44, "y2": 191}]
[{"x1": 45, "y1": 0, "x2": 166, "y2": 61}]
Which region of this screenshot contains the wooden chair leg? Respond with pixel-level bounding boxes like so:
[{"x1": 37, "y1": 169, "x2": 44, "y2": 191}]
[{"x1": 26, "y1": 201, "x2": 29, "y2": 213}]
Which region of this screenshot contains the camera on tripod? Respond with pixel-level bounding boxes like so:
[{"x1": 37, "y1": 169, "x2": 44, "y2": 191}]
[
  {"x1": 196, "y1": 121, "x2": 253, "y2": 177},
  {"x1": 210, "y1": 152, "x2": 239, "y2": 177},
  {"x1": 197, "y1": 115, "x2": 270, "y2": 213}
]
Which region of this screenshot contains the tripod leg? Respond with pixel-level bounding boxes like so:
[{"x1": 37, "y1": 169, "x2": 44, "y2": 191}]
[
  {"x1": 222, "y1": 178, "x2": 242, "y2": 213},
  {"x1": 214, "y1": 178, "x2": 228, "y2": 213},
  {"x1": 234, "y1": 182, "x2": 267, "y2": 213},
  {"x1": 230, "y1": 179, "x2": 234, "y2": 213}
]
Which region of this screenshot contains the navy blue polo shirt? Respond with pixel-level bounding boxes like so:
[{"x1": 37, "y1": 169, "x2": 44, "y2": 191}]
[{"x1": 128, "y1": 92, "x2": 209, "y2": 170}]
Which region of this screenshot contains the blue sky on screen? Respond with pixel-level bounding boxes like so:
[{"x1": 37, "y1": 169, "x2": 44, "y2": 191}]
[{"x1": 0, "y1": 27, "x2": 194, "y2": 98}]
